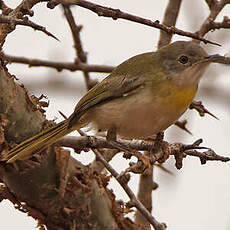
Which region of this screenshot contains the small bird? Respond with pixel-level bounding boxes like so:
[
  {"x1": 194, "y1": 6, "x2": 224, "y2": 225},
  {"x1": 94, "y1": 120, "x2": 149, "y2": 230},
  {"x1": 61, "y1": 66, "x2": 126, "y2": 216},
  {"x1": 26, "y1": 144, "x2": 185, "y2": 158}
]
[{"x1": 2, "y1": 41, "x2": 224, "y2": 163}]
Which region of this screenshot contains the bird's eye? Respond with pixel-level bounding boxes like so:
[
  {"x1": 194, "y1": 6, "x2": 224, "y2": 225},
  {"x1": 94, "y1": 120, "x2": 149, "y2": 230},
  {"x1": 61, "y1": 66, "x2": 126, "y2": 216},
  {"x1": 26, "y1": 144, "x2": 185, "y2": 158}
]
[{"x1": 178, "y1": 55, "x2": 189, "y2": 64}]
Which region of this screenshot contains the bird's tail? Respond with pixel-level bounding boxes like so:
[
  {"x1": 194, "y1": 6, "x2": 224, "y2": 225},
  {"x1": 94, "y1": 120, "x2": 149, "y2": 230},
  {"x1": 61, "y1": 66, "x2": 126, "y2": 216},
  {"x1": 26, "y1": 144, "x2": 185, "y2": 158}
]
[{"x1": 1, "y1": 120, "x2": 71, "y2": 163}]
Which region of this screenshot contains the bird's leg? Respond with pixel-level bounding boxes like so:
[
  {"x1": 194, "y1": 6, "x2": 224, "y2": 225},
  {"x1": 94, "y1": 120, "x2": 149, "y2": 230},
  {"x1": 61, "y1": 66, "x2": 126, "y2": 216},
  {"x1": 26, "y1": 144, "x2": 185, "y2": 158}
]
[
  {"x1": 106, "y1": 127, "x2": 150, "y2": 175},
  {"x1": 106, "y1": 126, "x2": 130, "y2": 153},
  {"x1": 149, "y1": 132, "x2": 171, "y2": 164},
  {"x1": 106, "y1": 126, "x2": 117, "y2": 142}
]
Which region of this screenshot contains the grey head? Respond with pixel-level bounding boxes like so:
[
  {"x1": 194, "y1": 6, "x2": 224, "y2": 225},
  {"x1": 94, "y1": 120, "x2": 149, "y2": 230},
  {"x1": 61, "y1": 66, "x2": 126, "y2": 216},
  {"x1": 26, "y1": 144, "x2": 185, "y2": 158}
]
[{"x1": 158, "y1": 41, "x2": 212, "y2": 86}]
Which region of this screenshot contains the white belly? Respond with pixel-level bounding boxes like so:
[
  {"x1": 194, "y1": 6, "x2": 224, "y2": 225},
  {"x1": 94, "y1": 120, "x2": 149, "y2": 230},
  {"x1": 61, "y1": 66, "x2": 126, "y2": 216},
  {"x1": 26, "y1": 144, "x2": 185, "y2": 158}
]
[{"x1": 86, "y1": 89, "x2": 187, "y2": 139}]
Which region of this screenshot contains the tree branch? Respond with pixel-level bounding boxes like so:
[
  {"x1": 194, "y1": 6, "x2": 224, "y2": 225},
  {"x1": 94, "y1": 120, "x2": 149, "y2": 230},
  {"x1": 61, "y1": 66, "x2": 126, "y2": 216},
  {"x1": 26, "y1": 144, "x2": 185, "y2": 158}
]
[
  {"x1": 189, "y1": 101, "x2": 219, "y2": 119},
  {"x1": 210, "y1": 16, "x2": 230, "y2": 30},
  {"x1": 0, "y1": 15, "x2": 58, "y2": 40},
  {"x1": 3, "y1": 53, "x2": 114, "y2": 73},
  {"x1": 56, "y1": 136, "x2": 230, "y2": 164},
  {"x1": 196, "y1": 0, "x2": 230, "y2": 38},
  {"x1": 63, "y1": 5, "x2": 95, "y2": 89},
  {"x1": 158, "y1": 0, "x2": 182, "y2": 49},
  {"x1": 47, "y1": 0, "x2": 220, "y2": 46},
  {"x1": 0, "y1": 0, "x2": 43, "y2": 47}
]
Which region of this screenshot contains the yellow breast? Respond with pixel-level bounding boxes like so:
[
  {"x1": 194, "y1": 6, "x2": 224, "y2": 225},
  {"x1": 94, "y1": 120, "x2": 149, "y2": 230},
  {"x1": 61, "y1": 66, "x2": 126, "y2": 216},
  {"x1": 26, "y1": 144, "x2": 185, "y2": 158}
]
[{"x1": 157, "y1": 81, "x2": 197, "y2": 112}]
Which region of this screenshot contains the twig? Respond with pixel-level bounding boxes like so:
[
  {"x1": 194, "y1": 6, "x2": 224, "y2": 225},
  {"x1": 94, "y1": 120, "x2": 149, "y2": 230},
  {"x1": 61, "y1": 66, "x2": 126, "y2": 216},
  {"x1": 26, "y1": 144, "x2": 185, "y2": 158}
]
[
  {"x1": 91, "y1": 148, "x2": 119, "y2": 172},
  {"x1": 158, "y1": 0, "x2": 182, "y2": 49},
  {"x1": 47, "y1": 0, "x2": 220, "y2": 46},
  {"x1": 209, "y1": 16, "x2": 230, "y2": 30},
  {"x1": 56, "y1": 135, "x2": 230, "y2": 164},
  {"x1": 196, "y1": 0, "x2": 230, "y2": 37},
  {"x1": 63, "y1": 5, "x2": 94, "y2": 90},
  {"x1": 0, "y1": 15, "x2": 58, "y2": 40},
  {"x1": 171, "y1": 139, "x2": 230, "y2": 169},
  {"x1": 2, "y1": 54, "x2": 114, "y2": 73},
  {"x1": 189, "y1": 101, "x2": 219, "y2": 119},
  {"x1": 62, "y1": 6, "x2": 86, "y2": 62},
  {"x1": 0, "y1": 1, "x2": 13, "y2": 15},
  {"x1": 0, "y1": 0, "x2": 43, "y2": 46},
  {"x1": 6, "y1": 0, "x2": 41, "y2": 17}
]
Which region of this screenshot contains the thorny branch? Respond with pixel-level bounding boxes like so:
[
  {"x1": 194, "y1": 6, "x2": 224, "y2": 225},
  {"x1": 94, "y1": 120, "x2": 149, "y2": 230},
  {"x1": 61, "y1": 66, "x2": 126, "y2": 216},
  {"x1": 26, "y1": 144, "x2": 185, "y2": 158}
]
[
  {"x1": 0, "y1": 15, "x2": 58, "y2": 40},
  {"x1": 56, "y1": 135, "x2": 230, "y2": 166},
  {"x1": 47, "y1": 0, "x2": 220, "y2": 46},
  {"x1": 196, "y1": 0, "x2": 230, "y2": 38},
  {"x1": 0, "y1": 0, "x2": 44, "y2": 46},
  {"x1": 189, "y1": 100, "x2": 219, "y2": 119},
  {"x1": 2, "y1": 54, "x2": 114, "y2": 73},
  {"x1": 210, "y1": 16, "x2": 230, "y2": 30},
  {"x1": 63, "y1": 5, "x2": 95, "y2": 90}
]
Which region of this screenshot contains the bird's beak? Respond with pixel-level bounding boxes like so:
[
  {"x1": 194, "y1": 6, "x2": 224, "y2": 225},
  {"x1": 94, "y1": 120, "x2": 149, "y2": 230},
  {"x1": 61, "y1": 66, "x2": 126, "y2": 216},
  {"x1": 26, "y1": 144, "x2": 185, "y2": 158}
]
[{"x1": 203, "y1": 54, "x2": 230, "y2": 65}]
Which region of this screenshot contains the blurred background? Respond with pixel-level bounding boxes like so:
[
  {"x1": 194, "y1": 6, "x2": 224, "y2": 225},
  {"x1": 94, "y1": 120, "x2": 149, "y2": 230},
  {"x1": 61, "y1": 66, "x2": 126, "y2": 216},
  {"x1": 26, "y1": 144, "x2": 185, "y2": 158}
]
[{"x1": 1, "y1": 0, "x2": 230, "y2": 229}]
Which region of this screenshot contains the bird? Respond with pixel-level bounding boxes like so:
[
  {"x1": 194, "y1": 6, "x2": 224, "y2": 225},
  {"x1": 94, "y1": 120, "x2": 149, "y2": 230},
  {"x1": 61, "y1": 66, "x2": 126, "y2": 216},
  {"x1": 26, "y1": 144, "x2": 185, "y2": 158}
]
[{"x1": 2, "y1": 41, "x2": 222, "y2": 163}]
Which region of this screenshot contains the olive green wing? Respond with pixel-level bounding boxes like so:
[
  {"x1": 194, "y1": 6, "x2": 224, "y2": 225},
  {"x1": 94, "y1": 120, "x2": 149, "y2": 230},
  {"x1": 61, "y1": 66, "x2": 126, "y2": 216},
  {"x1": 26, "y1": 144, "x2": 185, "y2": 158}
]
[
  {"x1": 67, "y1": 51, "x2": 157, "y2": 128},
  {"x1": 68, "y1": 73, "x2": 145, "y2": 128}
]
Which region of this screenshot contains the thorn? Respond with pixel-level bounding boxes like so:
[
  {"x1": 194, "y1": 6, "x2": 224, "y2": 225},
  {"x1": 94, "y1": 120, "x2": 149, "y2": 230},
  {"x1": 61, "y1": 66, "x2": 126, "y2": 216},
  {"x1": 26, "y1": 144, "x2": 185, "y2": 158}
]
[
  {"x1": 154, "y1": 163, "x2": 174, "y2": 175},
  {"x1": 42, "y1": 28, "x2": 60, "y2": 41},
  {"x1": 58, "y1": 111, "x2": 68, "y2": 120},
  {"x1": 174, "y1": 120, "x2": 192, "y2": 135},
  {"x1": 190, "y1": 101, "x2": 219, "y2": 120}
]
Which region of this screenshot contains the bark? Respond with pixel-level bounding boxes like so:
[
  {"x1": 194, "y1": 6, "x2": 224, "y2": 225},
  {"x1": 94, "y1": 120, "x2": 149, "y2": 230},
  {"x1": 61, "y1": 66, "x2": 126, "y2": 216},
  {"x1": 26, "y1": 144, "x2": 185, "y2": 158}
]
[{"x1": 0, "y1": 64, "x2": 137, "y2": 230}]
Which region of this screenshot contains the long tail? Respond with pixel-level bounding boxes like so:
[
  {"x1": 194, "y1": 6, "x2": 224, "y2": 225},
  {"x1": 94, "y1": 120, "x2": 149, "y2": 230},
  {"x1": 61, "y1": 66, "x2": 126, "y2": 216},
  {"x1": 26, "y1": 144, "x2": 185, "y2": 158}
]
[{"x1": 2, "y1": 120, "x2": 72, "y2": 163}]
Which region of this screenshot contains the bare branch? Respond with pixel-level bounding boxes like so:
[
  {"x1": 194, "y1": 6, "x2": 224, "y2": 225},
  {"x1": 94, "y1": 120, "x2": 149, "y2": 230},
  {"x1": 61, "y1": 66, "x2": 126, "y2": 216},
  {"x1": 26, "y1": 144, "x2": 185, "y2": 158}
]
[
  {"x1": 91, "y1": 148, "x2": 119, "y2": 172},
  {"x1": 63, "y1": 5, "x2": 94, "y2": 89},
  {"x1": 189, "y1": 101, "x2": 219, "y2": 119},
  {"x1": 196, "y1": 0, "x2": 230, "y2": 38},
  {"x1": 185, "y1": 149, "x2": 229, "y2": 164},
  {"x1": 158, "y1": 0, "x2": 182, "y2": 48},
  {"x1": 47, "y1": 0, "x2": 220, "y2": 46},
  {"x1": 56, "y1": 135, "x2": 230, "y2": 164},
  {"x1": 62, "y1": 6, "x2": 86, "y2": 62},
  {"x1": 210, "y1": 16, "x2": 230, "y2": 30},
  {"x1": 0, "y1": 15, "x2": 58, "y2": 40},
  {"x1": 0, "y1": 1, "x2": 13, "y2": 15},
  {"x1": 0, "y1": 0, "x2": 43, "y2": 46},
  {"x1": 3, "y1": 54, "x2": 114, "y2": 73}
]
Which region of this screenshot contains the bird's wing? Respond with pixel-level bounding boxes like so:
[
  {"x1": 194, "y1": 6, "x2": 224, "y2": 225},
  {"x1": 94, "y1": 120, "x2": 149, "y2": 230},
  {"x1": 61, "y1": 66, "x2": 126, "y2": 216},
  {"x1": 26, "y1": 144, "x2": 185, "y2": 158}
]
[{"x1": 68, "y1": 73, "x2": 145, "y2": 128}]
